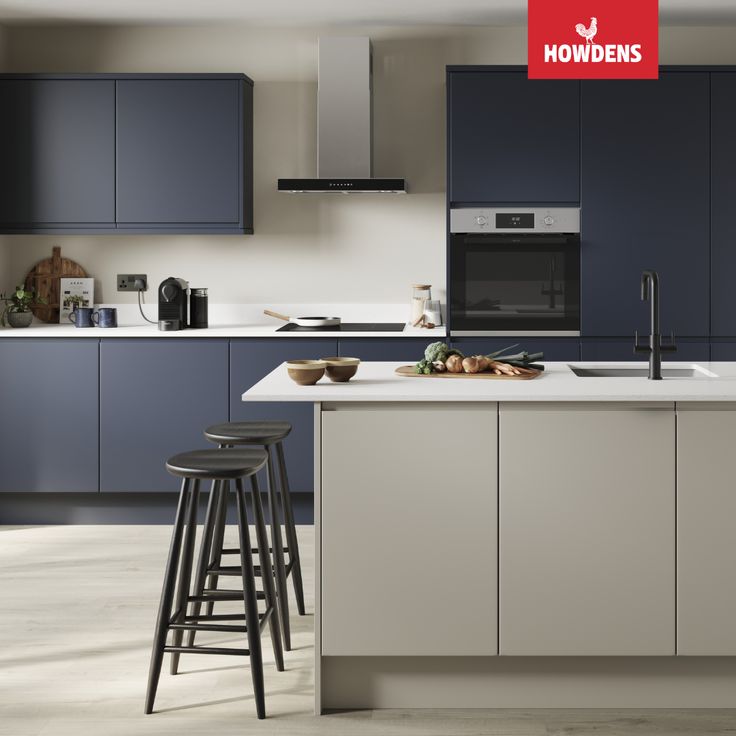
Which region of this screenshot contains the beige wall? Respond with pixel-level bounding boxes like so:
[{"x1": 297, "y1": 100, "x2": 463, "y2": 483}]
[{"x1": 2, "y1": 24, "x2": 736, "y2": 305}]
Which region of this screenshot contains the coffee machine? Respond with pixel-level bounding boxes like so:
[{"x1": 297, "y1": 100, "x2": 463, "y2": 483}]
[{"x1": 158, "y1": 277, "x2": 189, "y2": 331}]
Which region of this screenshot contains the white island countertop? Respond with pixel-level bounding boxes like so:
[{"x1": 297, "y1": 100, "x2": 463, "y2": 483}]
[
  {"x1": 0, "y1": 303, "x2": 446, "y2": 339},
  {"x1": 242, "y1": 361, "x2": 736, "y2": 403}
]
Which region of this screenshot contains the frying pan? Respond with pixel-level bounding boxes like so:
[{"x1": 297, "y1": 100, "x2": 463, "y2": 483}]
[{"x1": 264, "y1": 310, "x2": 342, "y2": 328}]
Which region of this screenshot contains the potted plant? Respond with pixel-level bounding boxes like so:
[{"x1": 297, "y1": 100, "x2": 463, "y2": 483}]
[{"x1": 0, "y1": 285, "x2": 44, "y2": 328}]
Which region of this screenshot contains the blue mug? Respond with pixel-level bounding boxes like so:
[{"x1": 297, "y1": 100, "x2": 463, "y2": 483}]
[
  {"x1": 68, "y1": 307, "x2": 95, "y2": 328},
  {"x1": 93, "y1": 307, "x2": 118, "y2": 328}
]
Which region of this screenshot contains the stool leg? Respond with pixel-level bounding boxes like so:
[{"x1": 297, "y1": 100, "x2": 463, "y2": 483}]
[
  {"x1": 265, "y1": 445, "x2": 291, "y2": 651},
  {"x1": 234, "y1": 479, "x2": 266, "y2": 720},
  {"x1": 185, "y1": 480, "x2": 221, "y2": 651},
  {"x1": 145, "y1": 478, "x2": 190, "y2": 715},
  {"x1": 276, "y1": 441, "x2": 306, "y2": 616},
  {"x1": 169, "y1": 479, "x2": 200, "y2": 676},
  {"x1": 247, "y1": 474, "x2": 285, "y2": 672},
  {"x1": 205, "y1": 480, "x2": 228, "y2": 617}
]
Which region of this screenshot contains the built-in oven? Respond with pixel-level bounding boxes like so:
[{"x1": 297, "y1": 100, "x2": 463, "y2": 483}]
[{"x1": 450, "y1": 207, "x2": 580, "y2": 336}]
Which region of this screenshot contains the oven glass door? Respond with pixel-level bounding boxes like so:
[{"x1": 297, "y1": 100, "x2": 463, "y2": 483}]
[{"x1": 450, "y1": 233, "x2": 580, "y2": 334}]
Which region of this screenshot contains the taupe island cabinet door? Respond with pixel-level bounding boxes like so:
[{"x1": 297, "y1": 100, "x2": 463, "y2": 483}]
[
  {"x1": 321, "y1": 404, "x2": 498, "y2": 656},
  {"x1": 499, "y1": 403, "x2": 676, "y2": 656},
  {"x1": 677, "y1": 405, "x2": 736, "y2": 655}
]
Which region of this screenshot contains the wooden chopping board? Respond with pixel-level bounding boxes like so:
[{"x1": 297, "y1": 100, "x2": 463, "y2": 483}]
[
  {"x1": 24, "y1": 246, "x2": 88, "y2": 323},
  {"x1": 395, "y1": 365, "x2": 542, "y2": 380}
]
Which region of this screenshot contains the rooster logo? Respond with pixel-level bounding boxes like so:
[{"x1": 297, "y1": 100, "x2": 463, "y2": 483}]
[{"x1": 575, "y1": 17, "x2": 598, "y2": 44}]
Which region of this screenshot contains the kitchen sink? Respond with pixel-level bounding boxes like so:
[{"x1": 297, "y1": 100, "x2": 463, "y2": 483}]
[{"x1": 568, "y1": 364, "x2": 718, "y2": 379}]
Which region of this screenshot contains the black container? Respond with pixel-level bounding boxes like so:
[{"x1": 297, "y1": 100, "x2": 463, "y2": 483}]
[{"x1": 189, "y1": 288, "x2": 208, "y2": 328}]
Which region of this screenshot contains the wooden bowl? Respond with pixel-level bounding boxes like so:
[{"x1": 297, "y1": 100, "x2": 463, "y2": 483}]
[
  {"x1": 286, "y1": 359, "x2": 326, "y2": 386},
  {"x1": 321, "y1": 356, "x2": 360, "y2": 383}
]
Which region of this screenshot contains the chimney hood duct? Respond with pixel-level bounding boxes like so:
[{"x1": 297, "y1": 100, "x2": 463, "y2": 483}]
[{"x1": 278, "y1": 37, "x2": 406, "y2": 193}]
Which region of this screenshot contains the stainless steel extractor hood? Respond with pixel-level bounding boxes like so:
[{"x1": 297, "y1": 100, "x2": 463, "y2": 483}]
[{"x1": 278, "y1": 37, "x2": 406, "y2": 193}]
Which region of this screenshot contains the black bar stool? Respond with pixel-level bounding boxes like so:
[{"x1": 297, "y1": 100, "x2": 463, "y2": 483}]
[
  {"x1": 200, "y1": 421, "x2": 305, "y2": 652},
  {"x1": 144, "y1": 448, "x2": 284, "y2": 720}
]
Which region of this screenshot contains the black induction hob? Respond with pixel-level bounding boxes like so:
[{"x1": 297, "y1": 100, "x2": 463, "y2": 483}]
[{"x1": 276, "y1": 322, "x2": 405, "y2": 332}]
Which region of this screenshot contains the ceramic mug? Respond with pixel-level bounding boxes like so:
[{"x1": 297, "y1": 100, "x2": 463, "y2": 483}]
[
  {"x1": 68, "y1": 307, "x2": 96, "y2": 328},
  {"x1": 93, "y1": 307, "x2": 118, "y2": 328}
]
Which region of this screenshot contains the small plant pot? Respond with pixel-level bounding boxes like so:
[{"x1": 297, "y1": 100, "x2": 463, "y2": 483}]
[{"x1": 7, "y1": 311, "x2": 33, "y2": 328}]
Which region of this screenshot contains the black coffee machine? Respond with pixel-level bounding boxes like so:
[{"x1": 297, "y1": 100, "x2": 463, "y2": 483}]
[{"x1": 158, "y1": 277, "x2": 188, "y2": 331}]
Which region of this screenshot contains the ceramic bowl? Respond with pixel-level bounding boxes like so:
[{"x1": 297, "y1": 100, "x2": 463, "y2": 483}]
[
  {"x1": 286, "y1": 359, "x2": 326, "y2": 386},
  {"x1": 321, "y1": 356, "x2": 361, "y2": 383}
]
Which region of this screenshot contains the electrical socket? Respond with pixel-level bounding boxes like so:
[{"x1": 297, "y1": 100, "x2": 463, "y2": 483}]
[{"x1": 117, "y1": 274, "x2": 148, "y2": 292}]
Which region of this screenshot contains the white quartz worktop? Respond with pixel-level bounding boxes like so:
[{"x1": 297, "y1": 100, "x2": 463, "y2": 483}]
[
  {"x1": 242, "y1": 361, "x2": 736, "y2": 403},
  {"x1": 0, "y1": 303, "x2": 446, "y2": 339}
]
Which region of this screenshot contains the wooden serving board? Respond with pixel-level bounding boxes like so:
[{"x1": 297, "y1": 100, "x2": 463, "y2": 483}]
[
  {"x1": 24, "y1": 246, "x2": 88, "y2": 323},
  {"x1": 395, "y1": 365, "x2": 542, "y2": 380}
]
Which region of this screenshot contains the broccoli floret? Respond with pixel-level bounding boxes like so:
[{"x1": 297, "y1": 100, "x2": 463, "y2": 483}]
[
  {"x1": 423, "y1": 341, "x2": 463, "y2": 364},
  {"x1": 414, "y1": 359, "x2": 434, "y2": 374}
]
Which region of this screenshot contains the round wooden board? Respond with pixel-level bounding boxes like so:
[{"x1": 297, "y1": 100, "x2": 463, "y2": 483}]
[
  {"x1": 24, "y1": 246, "x2": 88, "y2": 323},
  {"x1": 395, "y1": 365, "x2": 542, "y2": 380}
]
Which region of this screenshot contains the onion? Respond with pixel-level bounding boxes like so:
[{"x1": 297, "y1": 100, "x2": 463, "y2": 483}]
[
  {"x1": 462, "y1": 356, "x2": 480, "y2": 373},
  {"x1": 445, "y1": 354, "x2": 464, "y2": 373}
]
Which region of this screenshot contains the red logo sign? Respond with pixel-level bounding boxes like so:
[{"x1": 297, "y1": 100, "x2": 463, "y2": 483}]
[{"x1": 528, "y1": 0, "x2": 659, "y2": 79}]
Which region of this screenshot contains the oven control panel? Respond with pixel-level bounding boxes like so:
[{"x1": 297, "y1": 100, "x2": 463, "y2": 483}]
[{"x1": 451, "y1": 207, "x2": 580, "y2": 234}]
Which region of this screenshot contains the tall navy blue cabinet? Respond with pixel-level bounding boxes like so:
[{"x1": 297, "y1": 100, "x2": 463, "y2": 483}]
[
  {"x1": 0, "y1": 74, "x2": 253, "y2": 234},
  {"x1": 0, "y1": 340, "x2": 99, "y2": 492},
  {"x1": 116, "y1": 78, "x2": 251, "y2": 232},
  {"x1": 230, "y1": 339, "x2": 337, "y2": 494},
  {"x1": 711, "y1": 73, "x2": 736, "y2": 337},
  {"x1": 580, "y1": 73, "x2": 710, "y2": 338},
  {"x1": 0, "y1": 79, "x2": 116, "y2": 229},
  {"x1": 448, "y1": 70, "x2": 580, "y2": 205},
  {"x1": 99, "y1": 339, "x2": 229, "y2": 492}
]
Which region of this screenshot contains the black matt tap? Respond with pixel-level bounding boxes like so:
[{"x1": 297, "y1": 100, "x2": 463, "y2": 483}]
[{"x1": 634, "y1": 270, "x2": 677, "y2": 380}]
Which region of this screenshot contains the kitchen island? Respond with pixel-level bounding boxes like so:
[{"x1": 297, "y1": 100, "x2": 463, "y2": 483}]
[{"x1": 243, "y1": 361, "x2": 736, "y2": 711}]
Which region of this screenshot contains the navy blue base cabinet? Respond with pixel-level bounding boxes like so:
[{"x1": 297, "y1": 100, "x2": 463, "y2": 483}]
[
  {"x1": 100, "y1": 339, "x2": 229, "y2": 492},
  {"x1": 580, "y1": 339, "x2": 710, "y2": 362},
  {"x1": 230, "y1": 339, "x2": 337, "y2": 494},
  {"x1": 710, "y1": 341, "x2": 736, "y2": 361},
  {"x1": 339, "y1": 338, "x2": 430, "y2": 362},
  {"x1": 0, "y1": 340, "x2": 99, "y2": 492},
  {"x1": 451, "y1": 338, "x2": 580, "y2": 362}
]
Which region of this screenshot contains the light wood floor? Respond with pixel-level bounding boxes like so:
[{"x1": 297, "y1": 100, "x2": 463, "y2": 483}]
[{"x1": 2, "y1": 525, "x2": 736, "y2": 735}]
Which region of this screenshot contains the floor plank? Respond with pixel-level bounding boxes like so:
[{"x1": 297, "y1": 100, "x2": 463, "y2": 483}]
[{"x1": 2, "y1": 526, "x2": 736, "y2": 735}]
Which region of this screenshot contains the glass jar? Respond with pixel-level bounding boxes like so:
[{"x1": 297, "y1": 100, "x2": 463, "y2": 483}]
[{"x1": 411, "y1": 284, "x2": 432, "y2": 324}]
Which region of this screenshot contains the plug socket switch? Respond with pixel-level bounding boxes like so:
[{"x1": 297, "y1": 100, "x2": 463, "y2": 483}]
[{"x1": 117, "y1": 274, "x2": 148, "y2": 292}]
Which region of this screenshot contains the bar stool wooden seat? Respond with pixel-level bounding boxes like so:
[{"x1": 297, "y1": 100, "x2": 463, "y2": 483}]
[
  {"x1": 144, "y1": 448, "x2": 284, "y2": 720},
  {"x1": 200, "y1": 421, "x2": 305, "y2": 651}
]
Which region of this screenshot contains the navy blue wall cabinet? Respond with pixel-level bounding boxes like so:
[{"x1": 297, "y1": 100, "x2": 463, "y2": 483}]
[
  {"x1": 452, "y1": 337, "x2": 581, "y2": 362},
  {"x1": 0, "y1": 80, "x2": 116, "y2": 231},
  {"x1": 711, "y1": 73, "x2": 736, "y2": 337},
  {"x1": 100, "y1": 339, "x2": 229, "y2": 492},
  {"x1": 0, "y1": 340, "x2": 99, "y2": 492},
  {"x1": 448, "y1": 70, "x2": 580, "y2": 205},
  {"x1": 580, "y1": 73, "x2": 710, "y2": 338},
  {"x1": 339, "y1": 338, "x2": 431, "y2": 362},
  {"x1": 230, "y1": 339, "x2": 337, "y2": 494},
  {"x1": 116, "y1": 78, "x2": 251, "y2": 233},
  {"x1": 580, "y1": 338, "x2": 710, "y2": 362},
  {"x1": 0, "y1": 74, "x2": 253, "y2": 235}
]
